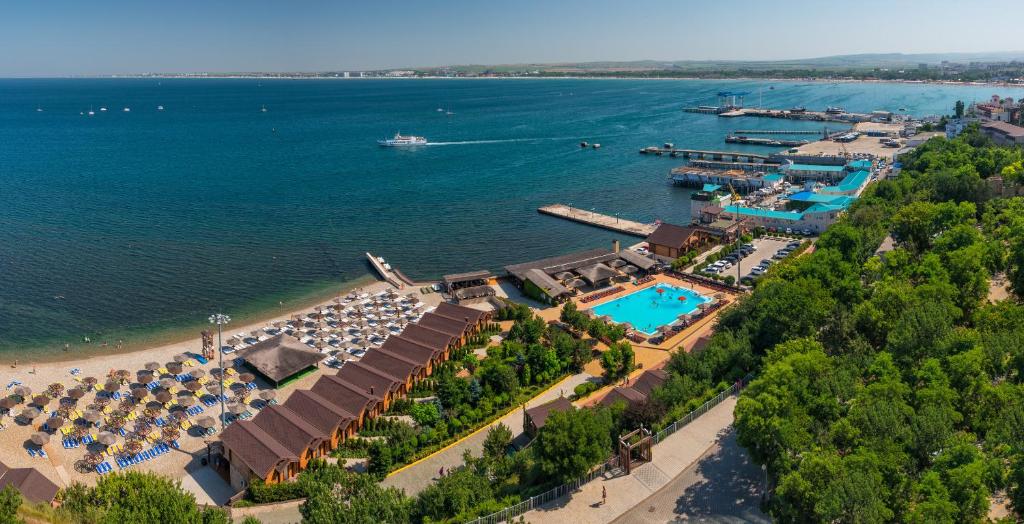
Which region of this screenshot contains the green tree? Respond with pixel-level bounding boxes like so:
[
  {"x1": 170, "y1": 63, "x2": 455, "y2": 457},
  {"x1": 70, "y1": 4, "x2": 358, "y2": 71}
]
[
  {"x1": 59, "y1": 471, "x2": 219, "y2": 524},
  {"x1": 482, "y1": 423, "x2": 513, "y2": 460},
  {"x1": 300, "y1": 462, "x2": 412, "y2": 524},
  {"x1": 955, "y1": 100, "x2": 965, "y2": 118},
  {"x1": 535, "y1": 407, "x2": 613, "y2": 483},
  {"x1": 0, "y1": 486, "x2": 21, "y2": 524}
]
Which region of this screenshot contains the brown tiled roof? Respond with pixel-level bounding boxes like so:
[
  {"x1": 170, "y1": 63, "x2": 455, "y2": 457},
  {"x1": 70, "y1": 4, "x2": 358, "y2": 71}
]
[
  {"x1": 416, "y1": 313, "x2": 469, "y2": 338},
  {"x1": 0, "y1": 463, "x2": 59, "y2": 504},
  {"x1": 336, "y1": 361, "x2": 402, "y2": 397},
  {"x1": 310, "y1": 375, "x2": 378, "y2": 418},
  {"x1": 504, "y1": 248, "x2": 617, "y2": 278},
  {"x1": 398, "y1": 324, "x2": 455, "y2": 351},
  {"x1": 442, "y1": 270, "x2": 492, "y2": 285},
  {"x1": 631, "y1": 369, "x2": 669, "y2": 398},
  {"x1": 525, "y1": 396, "x2": 575, "y2": 430},
  {"x1": 982, "y1": 120, "x2": 1024, "y2": 138},
  {"x1": 239, "y1": 335, "x2": 325, "y2": 383},
  {"x1": 220, "y1": 420, "x2": 297, "y2": 478},
  {"x1": 380, "y1": 336, "x2": 437, "y2": 366},
  {"x1": 283, "y1": 390, "x2": 355, "y2": 436},
  {"x1": 360, "y1": 349, "x2": 420, "y2": 382},
  {"x1": 599, "y1": 387, "x2": 647, "y2": 408},
  {"x1": 433, "y1": 302, "x2": 485, "y2": 326},
  {"x1": 646, "y1": 223, "x2": 699, "y2": 250},
  {"x1": 251, "y1": 405, "x2": 326, "y2": 457}
]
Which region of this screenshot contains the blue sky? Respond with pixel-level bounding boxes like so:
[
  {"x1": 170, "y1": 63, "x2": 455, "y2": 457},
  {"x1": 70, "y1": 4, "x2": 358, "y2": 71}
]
[{"x1": 1, "y1": 0, "x2": 1022, "y2": 76}]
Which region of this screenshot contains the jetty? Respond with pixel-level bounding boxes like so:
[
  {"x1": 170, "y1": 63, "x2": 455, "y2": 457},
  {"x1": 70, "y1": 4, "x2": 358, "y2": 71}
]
[
  {"x1": 366, "y1": 252, "x2": 411, "y2": 288},
  {"x1": 734, "y1": 129, "x2": 824, "y2": 135},
  {"x1": 725, "y1": 135, "x2": 810, "y2": 147},
  {"x1": 639, "y1": 146, "x2": 771, "y2": 162},
  {"x1": 538, "y1": 204, "x2": 656, "y2": 237}
]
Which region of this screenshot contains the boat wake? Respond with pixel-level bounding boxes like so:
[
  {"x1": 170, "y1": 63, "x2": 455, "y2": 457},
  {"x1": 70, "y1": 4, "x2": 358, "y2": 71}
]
[{"x1": 426, "y1": 137, "x2": 574, "y2": 146}]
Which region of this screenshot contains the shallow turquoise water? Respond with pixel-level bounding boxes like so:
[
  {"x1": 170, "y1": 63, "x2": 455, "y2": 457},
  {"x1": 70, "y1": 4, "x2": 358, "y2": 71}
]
[
  {"x1": 592, "y1": 284, "x2": 711, "y2": 335},
  {"x1": 2, "y1": 78, "x2": 1022, "y2": 355}
]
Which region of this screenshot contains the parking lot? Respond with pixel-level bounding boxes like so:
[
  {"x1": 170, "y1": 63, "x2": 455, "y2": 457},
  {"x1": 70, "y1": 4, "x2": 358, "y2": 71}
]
[{"x1": 697, "y1": 237, "x2": 798, "y2": 282}]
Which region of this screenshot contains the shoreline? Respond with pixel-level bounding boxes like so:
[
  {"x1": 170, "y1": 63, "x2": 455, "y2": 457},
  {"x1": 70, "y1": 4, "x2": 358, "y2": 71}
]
[{"x1": 1, "y1": 273, "x2": 380, "y2": 367}]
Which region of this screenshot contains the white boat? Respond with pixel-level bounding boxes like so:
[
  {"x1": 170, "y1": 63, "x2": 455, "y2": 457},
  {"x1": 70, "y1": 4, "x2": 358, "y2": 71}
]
[
  {"x1": 261, "y1": 105, "x2": 267, "y2": 112},
  {"x1": 87, "y1": 107, "x2": 95, "y2": 116},
  {"x1": 99, "y1": 107, "x2": 107, "y2": 112},
  {"x1": 157, "y1": 105, "x2": 164, "y2": 111},
  {"x1": 36, "y1": 107, "x2": 43, "y2": 112},
  {"x1": 436, "y1": 108, "x2": 444, "y2": 112},
  {"x1": 377, "y1": 133, "x2": 427, "y2": 147},
  {"x1": 123, "y1": 107, "x2": 130, "y2": 112}
]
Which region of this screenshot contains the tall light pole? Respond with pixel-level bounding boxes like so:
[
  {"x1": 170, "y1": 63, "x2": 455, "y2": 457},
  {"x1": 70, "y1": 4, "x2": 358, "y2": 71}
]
[{"x1": 209, "y1": 313, "x2": 231, "y2": 430}]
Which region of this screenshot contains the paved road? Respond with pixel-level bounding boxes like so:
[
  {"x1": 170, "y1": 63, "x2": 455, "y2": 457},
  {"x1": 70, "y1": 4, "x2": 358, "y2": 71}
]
[{"x1": 612, "y1": 429, "x2": 769, "y2": 524}]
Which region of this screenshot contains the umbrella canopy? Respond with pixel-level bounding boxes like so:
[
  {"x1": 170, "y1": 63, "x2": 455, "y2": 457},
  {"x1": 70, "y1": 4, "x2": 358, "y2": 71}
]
[
  {"x1": 161, "y1": 427, "x2": 181, "y2": 442},
  {"x1": 13, "y1": 385, "x2": 32, "y2": 398},
  {"x1": 125, "y1": 440, "x2": 143, "y2": 454},
  {"x1": 31, "y1": 395, "x2": 52, "y2": 407},
  {"x1": 166, "y1": 362, "x2": 183, "y2": 374},
  {"x1": 47, "y1": 383, "x2": 66, "y2": 397},
  {"x1": 144, "y1": 361, "x2": 161, "y2": 371},
  {"x1": 30, "y1": 432, "x2": 50, "y2": 446},
  {"x1": 190, "y1": 369, "x2": 207, "y2": 379},
  {"x1": 131, "y1": 388, "x2": 149, "y2": 400},
  {"x1": 67, "y1": 388, "x2": 85, "y2": 399},
  {"x1": 154, "y1": 391, "x2": 173, "y2": 404},
  {"x1": 258, "y1": 390, "x2": 277, "y2": 401},
  {"x1": 238, "y1": 373, "x2": 255, "y2": 384},
  {"x1": 137, "y1": 371, "x2": 155, "y2": 384},
  {"x1": 20, "y1": 407, "x2": 41, "y2": 420},
  {"x1": 82, "y1": 377, "x2": 98, "y2": 387},
  {"x1": 176, "y1": 396, "x2": 195, "y2": 407},
  {"x1": 227, "y1": 402, "x2": 246, "y2": 415},
  {"x1": 45, "y1": 416, "x2": 65, "y2": 429},
  {"x1": 94, "y1": 396, "x2": 111, "y2": 407},
  {"x1": 114, "y1": 369, "x2": 131, "y2": 381},
  {"x1": 0, "y1": 397, "x2": 17, "y2": 410},
  {"x1": 159, "y1": 378, "x2": 177, "y2": 389},
  {"x1": 183, "y1": 381, "x2": 203, "y2": 392},
  {"x1": 173, "y1": 353, "x2": 189, "y2": 363},
  {"x1": 205, "y1": 383, "x2": 224, "y2": 395},
  {"x1": 83, "y1": 410, "x2": 102, "y2": 423},
  {"x1": 103, "y1": 381, "x2": 120, "y2": 393},
  {"x1": 196, "y1": 416, "x2": 216, "y2": 429},
  {"x1": 97, "y1": 431, "x2": 117, "y2": 446}
]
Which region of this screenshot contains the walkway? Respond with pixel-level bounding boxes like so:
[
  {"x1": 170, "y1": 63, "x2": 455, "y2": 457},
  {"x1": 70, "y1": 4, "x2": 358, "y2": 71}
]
[{"x1": 523, "y1": 394, "x2": 742, "y2": 524}]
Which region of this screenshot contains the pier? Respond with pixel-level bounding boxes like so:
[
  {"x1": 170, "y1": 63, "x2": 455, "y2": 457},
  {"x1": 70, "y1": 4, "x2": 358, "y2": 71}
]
[
  {"x1": 726, "y1": 135, "x2": 810, "y2": 147},
  {"x1": 639, "y1": 146, "x2": 772, "y2": 162},
  {"x1": 734, "y1": 129, "x2": 825, "y2": 135},
  {"x1": 538, "y1": 204, "x2": 656, "y2": 237}
]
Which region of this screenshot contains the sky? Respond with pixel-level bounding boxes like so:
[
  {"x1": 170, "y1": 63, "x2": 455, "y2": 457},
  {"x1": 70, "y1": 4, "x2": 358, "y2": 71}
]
[{"x1": 2, "y1": 0, "x2": 1023, "y2": 76}]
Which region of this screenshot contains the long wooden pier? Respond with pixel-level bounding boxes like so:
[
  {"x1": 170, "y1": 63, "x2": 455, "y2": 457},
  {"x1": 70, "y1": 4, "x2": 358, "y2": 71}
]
[
  {"x1": 639, "y1": 146, "x2": 772, "y2": 162},
  {"x1": 734, "y1": 129, "x2": 824, "y2": 135},
  {"x1": 538, "y1": 204, "x2": 656, "y2": 237}
]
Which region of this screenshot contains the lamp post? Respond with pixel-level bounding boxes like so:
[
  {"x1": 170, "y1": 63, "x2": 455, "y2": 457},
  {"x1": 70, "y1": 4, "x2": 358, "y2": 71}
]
[{"x1": 209, "y1": 313, "x2": 231, "y2": 430}]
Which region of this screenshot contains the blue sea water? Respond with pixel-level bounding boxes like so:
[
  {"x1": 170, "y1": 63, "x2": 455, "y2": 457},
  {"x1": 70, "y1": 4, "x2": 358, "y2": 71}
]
[
  {"x1": 2, "y1": 78, "x2": 1022, "y2": 357},
  {"x1": 591, "y1": 284, "x2": 711, "y2": 335}
]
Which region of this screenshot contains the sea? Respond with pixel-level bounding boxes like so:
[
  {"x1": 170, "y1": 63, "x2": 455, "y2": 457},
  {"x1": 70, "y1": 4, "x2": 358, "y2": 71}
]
[{"x1": 3, "y1": 78, "x2": 1023, "y2": 359}]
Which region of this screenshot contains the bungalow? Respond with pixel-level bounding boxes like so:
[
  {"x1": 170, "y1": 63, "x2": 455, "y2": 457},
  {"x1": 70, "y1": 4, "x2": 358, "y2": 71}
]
[
  {"x1": 433, "y1": 302, "x2": 491, "y2": 335},
  {"x1": 358, "y1": 349, "x2": 423, "y2": 391},
  {"x1": 219, "y1": 420, "x2": 299, "y2": 491},
  {"x1": 523, "y1": 396, "x2": 575, "y2": 438},
  {"x1": 646, "y1": 223, "x2": 714, "y2": 259},
  {"x1": 251, "y1": 405, "x2": 330, "y2": 468},
  {"x1": 282, "y1": 389, "x2": 357, "y2": 448},
  {"x1": 310, "y1": 375, "x2": 381, "y2": 429},
  {"x1": 0, "y1": 463, "x2": 60, "y2": 506},
  {"x1": 416, "y1": 312, "x2": 471, "y2": 345},
  {"x1": 378, "y1": 336, "x2": 440, "y2": 376},
  {"x1": 237, "y1": 335, "x2": 325, "y2": 387},
  {"x1": 335, "y1": 360, "x2": 405, "y2": 409},
  {"x1": 400, "y1": 323, "x2": 459, "y2": 361},
  {"x1": 599, "y1": 369, "x2": 670, "y2": 410}
]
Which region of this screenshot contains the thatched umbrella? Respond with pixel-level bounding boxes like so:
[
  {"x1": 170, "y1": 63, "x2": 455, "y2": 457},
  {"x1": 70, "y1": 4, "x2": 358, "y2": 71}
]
[
  {"x1": 144, "y1": 361, "x2": 161, "y2": 371},
  {"x1": 114, "y1": 369, "x2": 131, "y2": 383},
  {"x1": 161, "y1": 427, "x2": 181, "y2": 442},
  {"x1": 176, "y1": 396, "x2": 195, "y2": 407},
  {"x1": 159, "y1": 378, "x2": 176, "y2": 390},
  {"x1": 82, "y1": 410, "x2": 102, "y2": 423},
  {"x1": 137, "y1": 371, "x2": 155, "y2": 384},
  {"x1": 183, "y1": 381, "x2": 203, "y2": 393},
  {"x1": 30, "y1": 432, "x2": 50, "y2": 446},
  {"x1": 31, "y1": 395, "x2": 53, "y2": 407},
  {"x1": 209, "y1": 368, "x2": 224, "y2": 379},
  {"x1": 154, "y1": 391, "x2": 173, "y2": 404},
  {"x1": 190, "y1": 369, "x2": 207, "y2": 379},
  {"x1": 71, "y1": 425, "x2": 89, "y2": 439},
  {"x1": 173, "y1": 353, "x2": 189, "y2": 363},
  {"x1": 125, "y1": 440, "x2": 143, "y2": 455},
  {"x1": 57, "y1": 405, "x2": 74, "y2": 418},
  {"x1": 20, "y1": 407, "x2": 40, "y2": 420},
  {"x1": 13, "y1": 385, "x2": 32, "y2": 398},
  {"x1": 131, "y1": 388, "x2": 149, "y2": 401},
  {"x1": 206, "y1": 383, "x2": 225, "y2": 395},
  {"x1": 67, "y1": 388, "x2": 85, "y2": 400},
  {"x1": 97, "y1": 431, "x2": 117, "y2": 446},
  {"x1": 45, "y1": 416, "x2": 65, "y2": 429},
  {"x1": 0, "y1": 397, "x2": 17, "y2": 410},
  {"x1": 227, "y1": 402, "x2": 246, "y2": 415},
  {"x1": 82, "y1": 376, "x2": 98, "y2": 387},
  {"x1": 93, "y1": 396, "x2": 111, "y2": 407},
  {"x1": 238, "y1": 373, "x2": 255, "y2": 384},
  {"x1": 84, "y1": 452, "x2": 103, "y2": 466},
  {"x1": 118, "y1": 398, "x2": 135, "y2": 412},
  {"x1": 103, "y1": 381, "x2": 120, "y2": 393},
  {"x1": 258, "y1": 390, "x2": 277, "y2": 402},
  {"x1": 196, "y1": 416, "x2": 216, "y2": 429},
  {"x1": 47, "y1": 383, "x2": 65, "y2": 398}
]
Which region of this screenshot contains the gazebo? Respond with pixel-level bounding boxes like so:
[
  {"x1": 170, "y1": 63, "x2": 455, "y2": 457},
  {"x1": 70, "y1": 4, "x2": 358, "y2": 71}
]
[{"x1": 237, "y1": 335, "x2": 326, "y2": 387}]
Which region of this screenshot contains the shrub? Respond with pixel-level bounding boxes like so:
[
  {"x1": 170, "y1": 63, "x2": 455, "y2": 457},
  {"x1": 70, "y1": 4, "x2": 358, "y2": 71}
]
[{"x1": 573, "y1": 382, "x2": 599, "y2": 399}]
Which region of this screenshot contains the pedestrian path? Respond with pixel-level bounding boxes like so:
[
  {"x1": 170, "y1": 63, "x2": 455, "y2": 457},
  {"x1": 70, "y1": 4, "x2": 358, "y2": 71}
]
[{"x1": 523, "y1": 395, "x2": 739, "y2": 524}]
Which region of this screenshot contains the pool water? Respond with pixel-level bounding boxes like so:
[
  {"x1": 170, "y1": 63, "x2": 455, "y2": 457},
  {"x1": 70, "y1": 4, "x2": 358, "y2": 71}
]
[{"x1": 590, "y1": 284, "x2": 711, "y2": 336}]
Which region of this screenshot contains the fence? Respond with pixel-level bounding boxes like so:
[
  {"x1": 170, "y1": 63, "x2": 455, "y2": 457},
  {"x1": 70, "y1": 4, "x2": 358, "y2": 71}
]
[{"x1": 466, "y1": 373, "x2": 753, "y2": 524}]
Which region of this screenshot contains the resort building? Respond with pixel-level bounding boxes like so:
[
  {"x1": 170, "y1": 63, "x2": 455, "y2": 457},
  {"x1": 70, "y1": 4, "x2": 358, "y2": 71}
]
[
  {"x1": 779, "y1": 162, "x2": 848, "y2": 182},
  {"x1": 0, "y1": 463, "x2": 60, "y2": 506},
  {"x1": 645, "y1": 223, "x2": 714, "y2": 259},
  {"x1": 237, "y1": 335, "x2": 326, "y2": 387},
  {"x1": 504, "y1": 248, "x2": 658, "y2": 305},
  {"x1": 523, "y1": 396, "x2": 575, "y2": 438},
  {"x1": 442, "y1": 271, "x2": 496, "y2": 304},
  {"x1": 219, "y1": 302, "x2": 484, "y2": 490},
  {"x1": 670, "y1": 167, "x2": 785, "y2": 193},
  {"x1": 599, "y1": 369, "x2": 669, "y2": 410},
  {"x1": 981, "y1": 121, "x2": 1024, "y2": 145}
]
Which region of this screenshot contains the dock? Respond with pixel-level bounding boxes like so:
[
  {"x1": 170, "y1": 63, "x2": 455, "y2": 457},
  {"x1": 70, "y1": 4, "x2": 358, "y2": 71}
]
[
  {"x1": 639, "y1": 146, "x2": 772, "y2": 162},
  {"x1": 538, "y1": 204, "x2": 656, "y2": 237},
  {"x1": 366, "y1": 252, "x2": 409, "y2": 289},
  {"x1": 734, "y1": 129, "x2": 824, "y2": 135},
  {"x1": 726, "y1": 135, "x2": 810, "y2": 147}
]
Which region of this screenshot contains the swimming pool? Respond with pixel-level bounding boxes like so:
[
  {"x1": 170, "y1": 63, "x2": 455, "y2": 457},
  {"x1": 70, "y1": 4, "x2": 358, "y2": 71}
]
[{"x1": 590, "y1": 284, "x2": 711, "y2": 336}]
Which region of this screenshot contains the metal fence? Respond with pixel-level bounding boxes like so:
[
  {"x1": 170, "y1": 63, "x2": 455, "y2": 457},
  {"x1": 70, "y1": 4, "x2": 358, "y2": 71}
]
[{"x1": 466, "y1": 373, "x2": 753, "y2": 524}]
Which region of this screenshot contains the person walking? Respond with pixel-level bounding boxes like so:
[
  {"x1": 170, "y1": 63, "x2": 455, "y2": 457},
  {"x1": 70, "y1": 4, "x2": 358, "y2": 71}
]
[{"x1": 602, "y1": 485, "x2": 607, "y2": 506}]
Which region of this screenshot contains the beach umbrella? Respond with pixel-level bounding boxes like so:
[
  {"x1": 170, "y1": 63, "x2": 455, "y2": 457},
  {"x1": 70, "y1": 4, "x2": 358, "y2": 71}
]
[
  {"x1": 154, "y1": 391, "x2": 172, "y2": 404},
  {"x1": 97, "y1": 431, "x2": 117, "y2": 446},
  {"x1": 13, "y1": 385, "x2": 32, "y2": 398},
  {"x1": 190, "y1": 369, "x2": 207, "y2": 379},
  {"x1": 137, "y1": 371, "x2": 155, "y2": 384},
  {"x1": 176, "y1": 396, "x2": 195, "y2": 407},
  {"x1": 20, "y1": 407, "x2": 41, "y2": 420},
  {"x1": 82, "y1": 377, "x2": 98, "y2": 388},
  {"x1": 655, "y1": 287, "x2": 665, "y2": 295},
  {"x1": 161, "y1": 427, "x2": 181, "y2": 442},
  {"x1": 125, "y1": 440, "x2": 143, "y2": 455},
  {"x1": 45, "y1": 416, "x2": 65, "y2": 429},
  {"x1": 166, "y1": 362, "x2": 183, "y2": 374},
  {"x1": 114, "y1": 369, "x2": 131, "y2": 382},
  {"x1": 144, "y1": 362, "x2": 161, "y2": 371},
  {"x1": 47, "y1": 383, "x2": 65, "y2": 398},
  {"x1": 31, "y1": 395, "x2": 52, "y2": 407},
  {"x1": 56, "y1": 405, "x2": 74, "y2": 418},
  {"x1": 196, "y1": 416, "x2": 216, "y2": 429},
  {"x1": 0, "y1": 397, "x2": 17, "y2": 410},
  {"x1": 205, "y1": 382, "x2": 224, "y2": 394},
  {"x1": 131, "y1": 388, "x2": 149, "y2": 401},
  {"x1": 259, "y1": 390, "x2": 277, "y2": 402},
  {"x1": 238, "y1": 373, "x2": 255, "y2": 384},
  {"x1": 67, "y1": 388, "x2": 85, "y2": 400},
  {"x1": 173, "y1": 353, "x2": 189, "y2": 363},
  {"x1": 159, "y1": 378, "x2": 176, "y2": 389},
  {"x1": 227, "y1": 402, "x2": 246, "y2": 415},
  {"x1": 183, "y1": 381, "x2": 203, "y2": 393},
  {"x1": 83, "y1": 410, "x2": 102, "y2": 423},
  {"x1": 103, "y1": 381, "x2": 120, "y2": 393},
  {"x1": 94, "y1": 396, "x2": 111, "y2": 407},
  {"x1": 30, "y1": 432, "x2": 50, "y2": 446},
  {"x1": 226, "y1": 336, "x2": 241, "y2": 346},
  {"x1": 678, "y1": 295, "x2": 688, "y2": 301}
]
